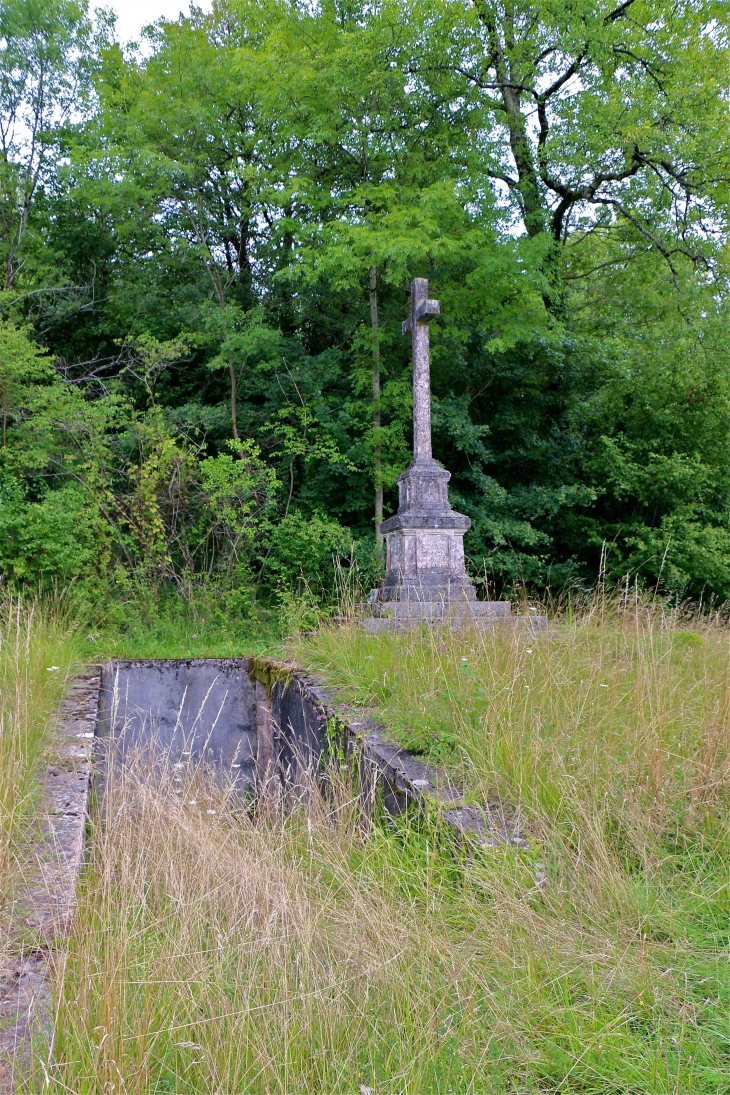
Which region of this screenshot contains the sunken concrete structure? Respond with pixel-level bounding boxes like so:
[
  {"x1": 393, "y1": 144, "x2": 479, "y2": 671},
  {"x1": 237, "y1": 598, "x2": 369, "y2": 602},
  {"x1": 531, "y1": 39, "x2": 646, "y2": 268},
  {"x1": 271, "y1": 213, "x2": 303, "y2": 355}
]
[
  {"x1": 369, "y1": 278, "x2": 512, "y2": 627},
  {"x1": 96, "y1": 658, "x2": 527, "y2": 844},
  {"x1": 2, "y1": 656, "x2": 537, "y2": 1090}
]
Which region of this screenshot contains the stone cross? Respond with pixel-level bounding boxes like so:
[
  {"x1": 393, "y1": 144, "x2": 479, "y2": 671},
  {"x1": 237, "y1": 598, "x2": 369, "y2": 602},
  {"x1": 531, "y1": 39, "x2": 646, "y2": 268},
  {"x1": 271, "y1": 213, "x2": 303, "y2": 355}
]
[{"x1": 402, "y1": 278, "x2": 440, "y2": 462}]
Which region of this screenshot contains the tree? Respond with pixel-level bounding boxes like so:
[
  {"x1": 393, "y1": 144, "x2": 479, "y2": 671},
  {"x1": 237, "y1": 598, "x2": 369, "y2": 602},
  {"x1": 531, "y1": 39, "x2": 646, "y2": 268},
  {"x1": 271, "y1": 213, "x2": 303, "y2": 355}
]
[
  {"x1": 89, "y1": 1, "x2": 302, "y2": 437},
  {"x1": 0, "y1": 0, "x2": 102, "y2": 292},
  {"x1": 288, "y1": 0, "x2": 498, "y2": 541},
  {"x1": 3, "y1": 0, "x2": 726, "y2": 601},
  {"x1": 424, "y1": 0, "x2": 730, "y2": 308}
]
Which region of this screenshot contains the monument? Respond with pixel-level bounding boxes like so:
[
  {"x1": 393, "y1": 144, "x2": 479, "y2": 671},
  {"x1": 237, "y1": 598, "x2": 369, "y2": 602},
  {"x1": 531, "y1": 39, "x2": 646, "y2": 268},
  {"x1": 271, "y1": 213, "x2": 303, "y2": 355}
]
[{"x1": 367, "y1": 278, "x2": 512, "y2": 627}]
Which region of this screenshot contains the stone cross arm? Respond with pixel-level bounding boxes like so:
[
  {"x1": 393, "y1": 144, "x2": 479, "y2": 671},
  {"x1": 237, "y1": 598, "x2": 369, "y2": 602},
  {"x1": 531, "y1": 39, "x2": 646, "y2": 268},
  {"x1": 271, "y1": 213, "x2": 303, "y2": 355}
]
[{"x1": 402, "y1": 297, "x2": 440, "y2": 334}]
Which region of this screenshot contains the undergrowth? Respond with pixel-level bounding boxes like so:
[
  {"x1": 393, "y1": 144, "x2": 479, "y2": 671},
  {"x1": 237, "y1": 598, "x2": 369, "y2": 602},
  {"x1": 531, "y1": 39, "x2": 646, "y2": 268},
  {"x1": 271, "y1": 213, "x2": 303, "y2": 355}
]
[{"x1": 91, "y1": 588, "x2": 281, "y2": 661}]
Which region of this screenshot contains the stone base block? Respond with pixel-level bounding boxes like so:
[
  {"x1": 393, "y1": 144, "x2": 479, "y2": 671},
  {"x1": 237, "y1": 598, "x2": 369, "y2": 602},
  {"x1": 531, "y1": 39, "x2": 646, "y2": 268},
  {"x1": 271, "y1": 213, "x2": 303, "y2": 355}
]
[
  {"x1": 367, "y1": 599, "x2": 511, "y2": 620},
  {"x1": 360, "y1": 600, "x2": 547, "y2": 633}
]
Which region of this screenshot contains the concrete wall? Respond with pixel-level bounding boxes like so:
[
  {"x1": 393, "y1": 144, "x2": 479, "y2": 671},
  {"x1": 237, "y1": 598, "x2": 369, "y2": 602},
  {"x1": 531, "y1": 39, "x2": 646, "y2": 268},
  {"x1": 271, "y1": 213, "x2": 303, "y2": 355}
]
[
  {"x1": 99, "y1": 657, "x2": 513, "y2": 850},
  {"x1": 99, "y1": 659, "x2": 258, "y2": 786},
  {"x1": 270, "y1": 675, "x2": 329, "y2": 786}
]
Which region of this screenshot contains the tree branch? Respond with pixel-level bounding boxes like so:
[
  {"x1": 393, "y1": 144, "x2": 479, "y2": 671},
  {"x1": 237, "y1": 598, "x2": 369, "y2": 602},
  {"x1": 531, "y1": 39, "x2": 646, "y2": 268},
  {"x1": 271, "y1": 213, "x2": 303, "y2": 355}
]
[{"x1": 605, "y1": 0, "x2": 636, "y2": 23}]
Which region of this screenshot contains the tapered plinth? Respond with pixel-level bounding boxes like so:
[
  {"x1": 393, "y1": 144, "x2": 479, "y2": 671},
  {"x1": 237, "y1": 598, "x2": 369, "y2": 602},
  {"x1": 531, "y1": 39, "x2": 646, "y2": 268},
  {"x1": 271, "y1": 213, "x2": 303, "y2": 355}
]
[
  {"x1": 365, "y1": 277, "x2": 546, "y2": 632},
  {"x1": 379, "y1": 458, "x2": 472, "y2": 604},
  {"x1": 368, "y1": 456, "x2": 506, "y2": 622}
]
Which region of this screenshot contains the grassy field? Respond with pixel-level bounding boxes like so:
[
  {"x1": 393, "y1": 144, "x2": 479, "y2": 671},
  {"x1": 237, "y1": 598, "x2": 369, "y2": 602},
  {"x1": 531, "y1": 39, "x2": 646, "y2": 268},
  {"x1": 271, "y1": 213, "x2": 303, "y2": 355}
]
[
  {"x1": 44, "y1": 598, "x2": 729, "y2": 1093},
  {"x1": 0, "y1": 595, "x2": 85, "y2": 901}
]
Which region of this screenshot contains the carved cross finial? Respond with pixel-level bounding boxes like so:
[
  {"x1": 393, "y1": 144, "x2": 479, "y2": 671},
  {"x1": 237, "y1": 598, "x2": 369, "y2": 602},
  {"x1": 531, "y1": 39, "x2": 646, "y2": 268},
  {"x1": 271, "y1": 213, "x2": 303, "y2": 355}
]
[
  {"x1": 402, "y1": 278, "x2": 440, "y2": 462},
  {"x1": 402, "y1": 277, "x2": 440, "y2": 335}
]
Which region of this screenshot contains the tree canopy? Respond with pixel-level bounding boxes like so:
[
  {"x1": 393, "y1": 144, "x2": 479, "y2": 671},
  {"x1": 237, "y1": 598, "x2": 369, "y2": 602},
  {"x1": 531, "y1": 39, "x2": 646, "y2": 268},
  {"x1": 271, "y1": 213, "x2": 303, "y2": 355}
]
[{"x1": 0, "y1": 0, "x2": 728, "y2": 602}]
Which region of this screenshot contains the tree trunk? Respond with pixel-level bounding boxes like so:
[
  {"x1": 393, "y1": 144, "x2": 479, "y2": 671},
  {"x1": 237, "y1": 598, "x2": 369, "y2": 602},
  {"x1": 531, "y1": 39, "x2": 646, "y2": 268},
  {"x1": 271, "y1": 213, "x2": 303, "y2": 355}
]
[
  {"x1": 370, "y1": 263, "x2": 383, "y2": 552},
  {"x1": 477, "y1": 8, "x2": 567, "y2": 312},
  {"x1": 229, "y1": 359, "x2": 239, "y2": 440}
]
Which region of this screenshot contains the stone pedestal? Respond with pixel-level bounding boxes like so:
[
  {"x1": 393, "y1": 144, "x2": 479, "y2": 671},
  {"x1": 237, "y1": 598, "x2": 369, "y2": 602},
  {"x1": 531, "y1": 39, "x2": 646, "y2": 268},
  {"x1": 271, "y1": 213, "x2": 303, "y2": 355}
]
[
  {"x1": 369, "y1": 456, "x2": 509, "y2": 623},
  {"x1": 364, "y1": 276, "x2": 545, "y2": 632},
  {"x1": 382, "y1": 459, "x2": 471, "y2": 602}
]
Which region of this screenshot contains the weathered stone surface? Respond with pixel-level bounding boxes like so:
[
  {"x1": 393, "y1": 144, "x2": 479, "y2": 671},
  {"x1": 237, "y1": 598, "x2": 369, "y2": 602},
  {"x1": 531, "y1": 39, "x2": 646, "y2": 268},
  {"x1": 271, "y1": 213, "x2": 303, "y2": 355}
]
[
  {"x1": 401, "y1": 277, "x2": 439, "y2": 463},
  {"x1": 374, "y1": 277, "x2": 511, "y2": 621},
  {"x1": 98, "y1": 659, "x2": 258, "y2": 790},
  {"x1": 380, "y1": 460, "x2": 473, "y2": 604}
]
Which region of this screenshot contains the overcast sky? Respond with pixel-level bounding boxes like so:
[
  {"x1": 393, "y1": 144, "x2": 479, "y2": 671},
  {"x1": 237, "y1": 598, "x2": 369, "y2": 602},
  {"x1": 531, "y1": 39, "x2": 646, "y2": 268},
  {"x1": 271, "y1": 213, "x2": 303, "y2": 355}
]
[{"x1": 104, "y1": 0, "x2": 213, "y2": 45}]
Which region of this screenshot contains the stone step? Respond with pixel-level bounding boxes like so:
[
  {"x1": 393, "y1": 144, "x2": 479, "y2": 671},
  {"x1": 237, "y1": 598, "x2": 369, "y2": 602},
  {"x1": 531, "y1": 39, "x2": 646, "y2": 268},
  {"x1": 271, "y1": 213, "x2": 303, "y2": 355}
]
[
  {"x1": 365, "y1": 599, "x2": 511, "y2": 620},
  {"x1": 362, "y1": 612, "x2": 547, "y2": 633}
]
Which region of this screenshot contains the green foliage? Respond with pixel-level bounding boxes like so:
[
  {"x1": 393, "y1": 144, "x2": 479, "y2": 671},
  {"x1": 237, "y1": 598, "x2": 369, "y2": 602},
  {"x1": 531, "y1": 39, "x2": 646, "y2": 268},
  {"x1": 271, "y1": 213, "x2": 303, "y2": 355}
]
[
  {"x1": 0, "y1": 0, "x2": 104, "y2": 292},
  {"x1": 0, "y1": 0, "x2": 728, "y2": 604},
  {"x1": 266, "y1": 510, "x2": 355, "y2": 597},
  {"x1": 0, "y1": 476, "x2": 97, "y2": 584},
  {"x1": 95, "y1": 586, "x2": 279, "y2": 660},
  {"x1": 198, "y1": 438, "x2": 279, "y2": 579},
  {"x1": 0, "y1": 319, "x2": 53, "y2": 435}
]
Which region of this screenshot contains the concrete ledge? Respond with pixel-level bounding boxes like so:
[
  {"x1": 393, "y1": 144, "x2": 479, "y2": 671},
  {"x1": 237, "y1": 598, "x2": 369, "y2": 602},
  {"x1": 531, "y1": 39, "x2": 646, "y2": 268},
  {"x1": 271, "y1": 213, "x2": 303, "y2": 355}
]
[
  {"x1": 250, "y1": 659, "x2": 532, "y2": 852},
  {"x1": 367, "y1": 600, "x2": 511, "y2": 618},
  {"x1": 380, "y1": 513, "x2": 471, "y2": 531},
  {"x1": 0, "y1": 672, "x2": 99, "y2": 1093},
  {"x1": 362, "y1": 613, "x2": 547, "y2": 633}
]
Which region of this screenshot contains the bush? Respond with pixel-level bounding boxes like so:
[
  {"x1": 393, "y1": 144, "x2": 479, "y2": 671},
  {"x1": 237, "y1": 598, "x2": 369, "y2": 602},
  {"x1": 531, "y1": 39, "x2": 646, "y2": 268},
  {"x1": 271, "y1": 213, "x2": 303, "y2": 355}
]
[
  {"x1": 0, "y1": 477, "x2": 100, "y2": 587},
  {"x1": 265, "y1": 511, "x2": 355, "y2": 598}
]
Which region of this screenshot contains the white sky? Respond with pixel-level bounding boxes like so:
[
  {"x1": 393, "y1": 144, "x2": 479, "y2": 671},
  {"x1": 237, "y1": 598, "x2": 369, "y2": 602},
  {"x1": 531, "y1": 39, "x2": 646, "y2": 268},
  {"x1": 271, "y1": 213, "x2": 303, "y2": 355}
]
[{"x1": 103, "y1": 0, "x2": 213, "y2": 45}]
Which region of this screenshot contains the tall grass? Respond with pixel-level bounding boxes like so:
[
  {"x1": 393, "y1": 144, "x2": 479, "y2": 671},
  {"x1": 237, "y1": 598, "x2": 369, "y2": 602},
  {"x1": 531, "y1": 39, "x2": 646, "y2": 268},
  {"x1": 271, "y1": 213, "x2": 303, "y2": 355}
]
[
  {"x1": 299, "y1": 593, "x2": 730, "y2": 819},
  {"x1": 0, "y1": 595, "x2": 85, "y2": 897},
  {"x1": 296, "y1": 595, "x2": 730, "y2": 1087},
  {"x1": 48, "y1": 597, "x2": 729, "y2": 1093},
  {"x1": 98, "y1": 589, "x2": 279, "y2": 661},
  {"x1": 300, "y1": 595, "x2": 730, "y2": 898}
]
